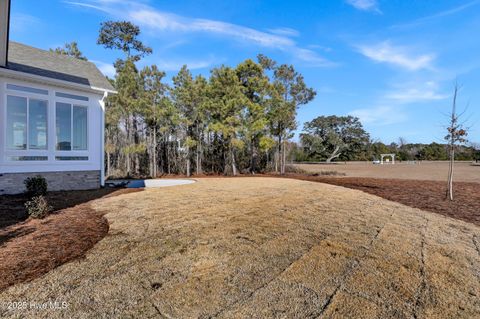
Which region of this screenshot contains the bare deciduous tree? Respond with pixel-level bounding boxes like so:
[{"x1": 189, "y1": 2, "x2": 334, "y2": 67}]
[{"x1": 445, "y1": 84, "x2": 468, "y2": 201}]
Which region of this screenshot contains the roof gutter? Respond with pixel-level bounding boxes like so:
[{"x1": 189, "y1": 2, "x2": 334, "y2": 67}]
[{"x1": 0, "y1": 67, "x2": 117, "y2": 94}]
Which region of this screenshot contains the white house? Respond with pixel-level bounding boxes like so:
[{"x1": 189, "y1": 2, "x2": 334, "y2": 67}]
[{"x1": 0, "y1": 0, "x2": 115, "y2": 194}]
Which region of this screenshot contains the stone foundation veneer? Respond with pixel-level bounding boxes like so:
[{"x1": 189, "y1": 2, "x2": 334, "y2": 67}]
[{"x1": 0, "y1": 170, "x2": 100, "y2": 195}]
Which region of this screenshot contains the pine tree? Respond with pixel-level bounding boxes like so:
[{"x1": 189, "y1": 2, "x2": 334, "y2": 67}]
[
  {"x1": 50, "y1": 42, "x2": 87, "y2": 60},
  {"x1": 207, "y1": 66, "x2": 247, "y2": 175},
  {"x1": 235, "y1": 59, "x2": 270, "y2": 174}
]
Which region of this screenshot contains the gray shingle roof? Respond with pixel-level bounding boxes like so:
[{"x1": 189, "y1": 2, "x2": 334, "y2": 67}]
[{"x1": 6, "y1": 41, "x2": 115, "y2": 92}]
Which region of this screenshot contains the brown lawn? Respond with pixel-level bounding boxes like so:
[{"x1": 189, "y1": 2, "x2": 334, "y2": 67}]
[
  {"x1": 295, "y1": 161, "x2": 480, "y2": 182},
  {"x1": 0, "y1": 177, "x2": 479, "y2": 318}
]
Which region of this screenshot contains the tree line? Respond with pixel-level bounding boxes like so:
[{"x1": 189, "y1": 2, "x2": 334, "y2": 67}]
[
  {"x1": 52, "y1": 21, "x2": 477, "y2": 177},
  {"x1": 93, "y1": 21, "x2": 316, "y2": 177},
  {"x1": 294, "y1": 114, "x2": 479, "y2": 162}
]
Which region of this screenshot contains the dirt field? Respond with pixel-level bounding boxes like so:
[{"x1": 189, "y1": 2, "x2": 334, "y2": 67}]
[
  {"x1": 295, "y1": 161, "x2": 480, "y2": 182},
  {"x1": 281, "y1": 175, "x2": 480, "y2": 227},
  {"x1": 1, "y1": 178, "x2": 479, "y2": 318}
]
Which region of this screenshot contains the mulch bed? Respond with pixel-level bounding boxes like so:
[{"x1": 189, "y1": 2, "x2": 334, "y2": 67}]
[
  {"x1": 281, "y1": 174, "x2": 480, "y2": 227},
  {"x1": 0, "y1": 188, "x2": 140, "y2": 292}
]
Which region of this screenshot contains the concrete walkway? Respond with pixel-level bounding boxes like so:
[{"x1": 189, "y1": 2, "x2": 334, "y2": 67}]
[{"x1": 107, "y1": 179, "x2": 196, "y2": 189}]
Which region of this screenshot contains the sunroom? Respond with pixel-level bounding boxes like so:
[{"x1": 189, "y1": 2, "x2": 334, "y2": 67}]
[{"x1": 0, "y1": 0, "x2": 115, "y2": 196}]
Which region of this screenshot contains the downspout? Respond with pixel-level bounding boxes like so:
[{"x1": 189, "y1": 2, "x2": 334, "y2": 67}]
[{"x1": 100, "y1": 91, "x2": 108, "y2": 187}]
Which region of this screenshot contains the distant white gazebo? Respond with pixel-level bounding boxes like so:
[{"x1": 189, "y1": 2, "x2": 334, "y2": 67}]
[{"x1": 380, "y1": 153, "x2": 395, "y2": 164}]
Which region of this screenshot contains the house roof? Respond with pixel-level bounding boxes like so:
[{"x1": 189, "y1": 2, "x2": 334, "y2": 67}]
[{"x1": 5, "y1": 41, "x2": 115, "y2": 93}]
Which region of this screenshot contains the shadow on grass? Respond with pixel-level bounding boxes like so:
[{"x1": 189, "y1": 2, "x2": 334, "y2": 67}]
[
  {"x1": 0, "y1": 187, "x2": 128, "y2": 230},
  {"x1": 0, "y1": 187, "x2": 141, "y2": 291}
]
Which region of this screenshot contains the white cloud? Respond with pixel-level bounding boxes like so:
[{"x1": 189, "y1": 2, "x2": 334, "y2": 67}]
[
  {"x1": 267, "y1": 27, "x2": 300, "y2": 37},
  {"x1": 346, "y1": 0, "x2": 381, "y2": 13},
  {"x1": 349, "y1": 80, "x2": 449, "y2": 126},
  {"x1": 64, "y1": 1, "x2": 110, "y2": 13},
  {"x1": 154, "y1": 58, "x2": 216, "y2": 72},
  {"x1": 93, "y1": 57, "x2": 214, "y2": 76},
  {"x1": 385, "y1": 81, "x2": 449, "y2": 103},
  {"x1": 293, "y1": 48, "x2": 335, "y2": 67},
  {"x1": 130, "y1": 10, "x2": 294, "y2": 48},
  {"x1": 357, "y1": 41, "x2": 435, "y2": 71},
  {"x1": 349, "y1": 106, "x2": 407, "y2": 125},
  {"x1": 66, "y1": 0, "x2": 334, "y2": 66},
  {"x1": 391, "y1": 0, "x2": 480, "y2": 29},
  {"x1": 92, "y1": 60, "x2": 116, "y2": 78},
  {"x1": 307, "y1": 44, "x2": 333, "y2": 52},
  {"x1": 162, "y1": 40, "x2": 188, "y2": 50}
]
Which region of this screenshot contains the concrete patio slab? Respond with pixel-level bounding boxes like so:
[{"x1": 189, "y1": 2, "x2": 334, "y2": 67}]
[
  {"x1": 127, "y1": 179, "x2": 196, "y2": 188},
  {"x1": 106, "y1": 179, "x2": 196, "y2": 189}
]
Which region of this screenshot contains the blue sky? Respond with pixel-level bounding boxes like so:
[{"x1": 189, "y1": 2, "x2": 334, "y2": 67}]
[{"x1": 9, "y1": 0, "x2": 480, "y2": 144}]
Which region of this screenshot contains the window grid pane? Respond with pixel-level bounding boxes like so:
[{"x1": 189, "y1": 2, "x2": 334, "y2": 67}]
[
  {"x1": 6, "y1": 96, "x2": 28, "y2": 150},
  {"x1": 55, "y1": 156, "x2": 88, "y2": 161},
  {"x1": 7, "y1": 84, "x2": 48, "y2": 95},
  {"x1": 28, "y1": 99, "x2": 48, "y2": 150},
  {"x1": 73, "y1": 106, "x2": 87, "y2": 150},
  {"x1": 55, "y1": 92, "x2": 89, "y2": 101},
  {"x1": 56, "y1": 102, "x2": 72, "y2": 150},
  {"x1": 8, "y1": 156, "x2": 48, "y2": 161}
]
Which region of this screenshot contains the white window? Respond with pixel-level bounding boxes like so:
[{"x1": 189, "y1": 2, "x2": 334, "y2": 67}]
[
  {"x1": 6, "y1": 95, "x2": 48, "y2": 150},
  {"x1": 56, "y1": 103, "x2": 87, "y2": 151}
]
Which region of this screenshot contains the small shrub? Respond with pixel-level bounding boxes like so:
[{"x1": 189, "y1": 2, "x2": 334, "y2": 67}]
[
  {"x1": 310, "y1": 170, "x2": 346, "y2": 177},
  {"x1": 24, "y1": 175, "x2": 48, "y2": 196},
  {"x1": 25, "y1": 195, "x2": 52, "y2": 219}
]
